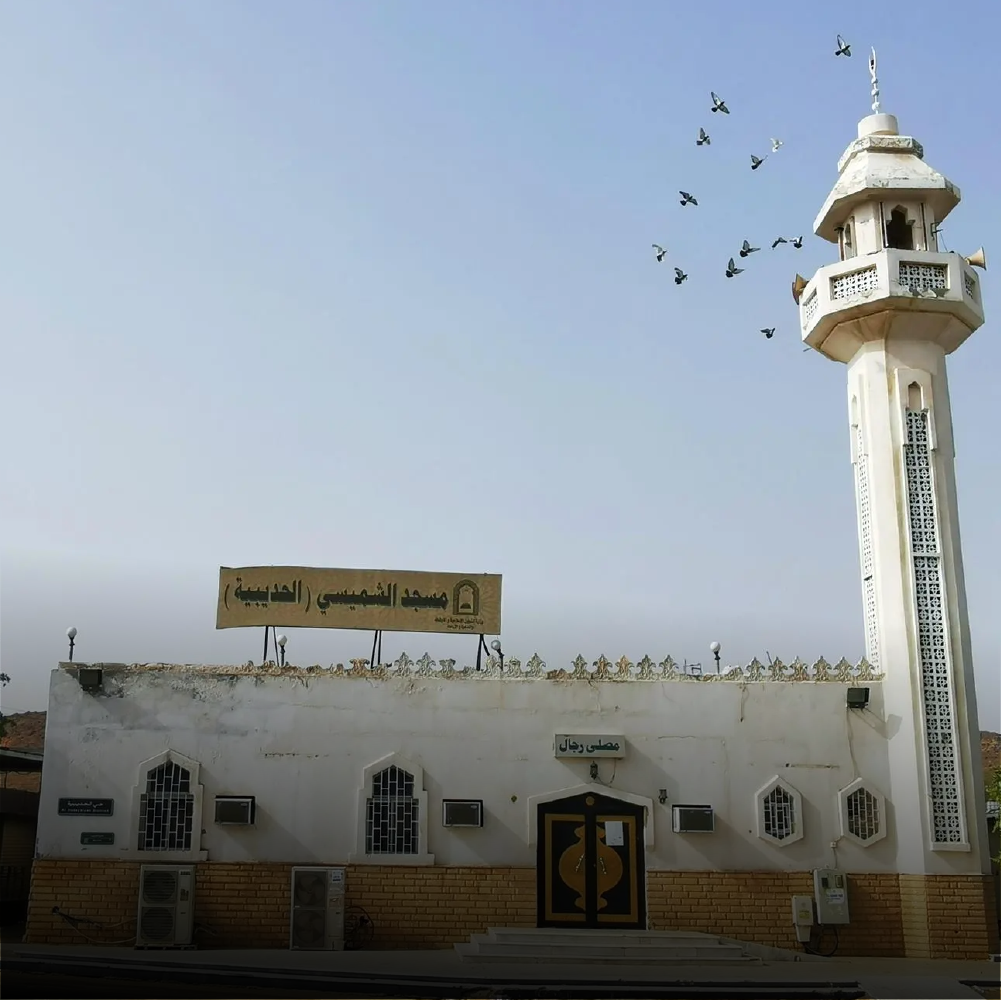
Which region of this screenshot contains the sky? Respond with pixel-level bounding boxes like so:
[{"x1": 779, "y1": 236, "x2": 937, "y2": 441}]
[{"x1": 1, "y1": 0, "x2": 998, "y2": 727}]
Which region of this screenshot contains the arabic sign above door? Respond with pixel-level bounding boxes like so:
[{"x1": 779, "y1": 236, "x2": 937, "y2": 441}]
[
  {"x1": 216, "y1": 566, "x2": 502, "y2": 635},
  {"x1": 554, "y1": 735, "x2": 627, "y2": 759}
]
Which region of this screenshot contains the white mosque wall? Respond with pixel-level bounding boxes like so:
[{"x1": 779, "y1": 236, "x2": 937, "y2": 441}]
[{"x1": 35, "y1": 657, "x2": 977, "y2": 875}]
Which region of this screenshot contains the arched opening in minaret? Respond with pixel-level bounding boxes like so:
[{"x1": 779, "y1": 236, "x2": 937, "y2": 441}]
[{"x1": 885, "y1": 207, "x2": 914, "y2": 251}]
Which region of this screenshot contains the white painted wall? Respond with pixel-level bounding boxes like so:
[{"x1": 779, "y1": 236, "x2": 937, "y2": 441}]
[{"x1": 35, "y1": 659, "x2": 980, "y2": 877}]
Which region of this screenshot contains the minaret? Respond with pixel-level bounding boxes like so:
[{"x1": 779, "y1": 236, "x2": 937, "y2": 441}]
[{"x1": 798, "y1": 57, "x2": 991, "y2": 886}]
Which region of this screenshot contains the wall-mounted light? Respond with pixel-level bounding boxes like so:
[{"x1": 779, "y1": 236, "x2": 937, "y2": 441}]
[
  {"x1": 490, "y1": 639, "x2": 504, "y2": 671},
  {"x1": 277, "y1": 634, "x2": 287, "y2": 668},
  {"x1": 589, "y1": 762, "x2": 599, "y2": 780},
  {"x1": 658, "y1": 789, "x2": 669, "y2": 805},
  {"x1": 846, "y1": 687, "x2": 870, "y2": 710},
  {"x1": 78, "y1": 667, "x2": 103, "y2": 693},
  {"x1": 66, "y1": 627, "x2": 77, "y2": 662}
]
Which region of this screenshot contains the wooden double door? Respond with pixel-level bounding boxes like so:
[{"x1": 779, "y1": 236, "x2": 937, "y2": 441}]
[{"x1": 536, "y1": 791, "x2": 646, "y2": 929}]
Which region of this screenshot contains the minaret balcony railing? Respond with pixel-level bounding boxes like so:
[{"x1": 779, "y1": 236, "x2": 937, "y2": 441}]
[{"x1": 799, "y1": 249, "x2": 984, "y2": 360}]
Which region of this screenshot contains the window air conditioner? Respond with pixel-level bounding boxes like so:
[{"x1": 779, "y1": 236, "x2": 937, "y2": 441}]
[
  {"x1": 289, "y1": 867, "x2": 346, "y2": 951},
  {"x1": 136, "y1": 865, "x2": 195, "y2": 948},
  {"x1": 672, "y1": 805, "x2": 715, "y2": 833},
  {"x1": 442, "y1": 799, "x2": 483, "y2": 828},
  {"x1": 214, "y1": 796, "x2": 256, "y2": 825}
]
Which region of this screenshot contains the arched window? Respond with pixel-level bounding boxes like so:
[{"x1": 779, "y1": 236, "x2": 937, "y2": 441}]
[
  {"x1": 366, "y1": 765, "x2": 419, "y2": 855},
  {"x1": 885, "y1": 207, "x2": 914, "y2": 250},
  {"x1": 130, "y1": 750, "x2": 205, "y2": 859},
  {"x1": 351, "y1": 754, "x2": 434, "y2": 865},
  {"x1": 755, "y1": 776, "x2": 804, "y2": 846}
]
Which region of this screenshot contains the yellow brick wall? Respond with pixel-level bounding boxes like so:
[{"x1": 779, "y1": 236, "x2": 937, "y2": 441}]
[{"x1": 23, "y1": 860, "x2": 995, "y2": 958}]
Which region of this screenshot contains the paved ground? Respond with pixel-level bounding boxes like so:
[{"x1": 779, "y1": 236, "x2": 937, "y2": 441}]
[{"x1": 2, "y1": 942, "x2": 997, "y2": 999}]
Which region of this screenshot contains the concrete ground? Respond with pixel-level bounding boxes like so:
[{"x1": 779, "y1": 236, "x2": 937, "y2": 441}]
[{"x1": 1, "y1": 942, "x2": 999, "y2": 999}]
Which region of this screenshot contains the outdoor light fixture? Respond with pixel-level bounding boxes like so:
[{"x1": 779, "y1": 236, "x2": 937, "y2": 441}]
[
  {"x1": 659, "y1": 789, "x2": 669, "y2": 805},
  {"x1": 846, "y1": 687, "x2": 870, "y2": 709},
  {"x1": 490, "y1": 639, "x2": 504, "y2": 671},
  {"x1": 277, "y1": 634, "x2": 287, "y2": 668},
  {"x1": 77, "y1": 667, "x2": 103, "y2": 693},
  {"x1": 66, "y1": 627, "x2": 77, "y2": 662},
  {"x1": 709, "y1": 641, "x2": 721, "y2": 674},
  {"x1": 589, "y1": 762, "x2": 599, "y2": 780}
]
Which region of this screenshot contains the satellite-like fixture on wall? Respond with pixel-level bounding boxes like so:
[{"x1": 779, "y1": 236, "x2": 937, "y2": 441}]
[
  {"x1": 66, "y1": 626, "x2": 77, "y2": 662},
  {"x1": 78, "y1": 667, "x2": 103, "y2": 693},
  {"x1": 846, "y1": 687, "x2": 870, "y2": 710},
  {"x1": 964, "y1": 247, "x2": 987, "y2": 270}
]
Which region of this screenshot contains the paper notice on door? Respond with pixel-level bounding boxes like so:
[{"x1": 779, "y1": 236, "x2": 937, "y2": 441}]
[
  {"x1": 604, "y1": 821, "x2": 624, "y2": 846},
  {"x1": 827, "y1": 890, "x2": 845, "y2": 905}
]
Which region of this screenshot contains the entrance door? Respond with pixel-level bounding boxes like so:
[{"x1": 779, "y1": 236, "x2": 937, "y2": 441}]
[{"x1": 536, "y1": 791, "x2": 646, "y2": 929}]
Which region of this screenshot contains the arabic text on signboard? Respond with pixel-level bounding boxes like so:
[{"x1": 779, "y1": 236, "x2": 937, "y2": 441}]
[
  {"x1": 58, "y1": 798, "x2": 115, "y2": 816},
  {"x1": 216, "y1": 567, "x2": 502, "y2": 636},
  {"x1": 554, "y1": 735, "x2": 627, "y2": 759}
]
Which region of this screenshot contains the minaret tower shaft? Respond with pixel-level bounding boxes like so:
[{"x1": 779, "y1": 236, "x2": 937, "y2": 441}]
[{"x1": 798, "y1": 100, "x2": 990, "y2": 878}]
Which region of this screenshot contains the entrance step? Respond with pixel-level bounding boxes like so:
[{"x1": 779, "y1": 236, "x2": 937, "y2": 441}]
[{"x1": 455, "y1": 927, "x2": 763, "y2": 966}]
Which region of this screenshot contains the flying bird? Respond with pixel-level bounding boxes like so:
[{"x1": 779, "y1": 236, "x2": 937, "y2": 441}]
[
  {"x1": 652, "y1": 244, "x2": 668, "y2": 262},
  {"x1": 674, "y1": 267, "x2": 688, "y2": 285},
  {"x1": 725, "y1": 257, "x2": 744, "y2": 278},
  {"x1": 791, "y1": 273, "x2": 809, "y2": 304},
  {"x1": 771, "y1": 237, "x2": 788, "y2": 249},
  {"x1": 835, "y1": 35, "x2": 851, "y2": 57},
  {"x1": 750, "y1": 154, "x2": 766, "y2": 171},
  {"x1": 761, "y1": 328, "x2": 776, "y2": 339},
  {"x1": 739, "y1": 240, "x2": 760, "y2": 258},
  {"x1": 791, "y1": 236, "x2": 804, "y2": 248},
  {"x1": 679, "y1": 191, "x2": 698, "y2": 206},
  {"x1": 696, "y1": 127, "x2": 711, "y2": 146},
  {"x1": 710, "y1": 92, "x2": 729, "y2": 114},
  {"x1": 770, "y1": 138, "x2": 783, "y2": 152}
]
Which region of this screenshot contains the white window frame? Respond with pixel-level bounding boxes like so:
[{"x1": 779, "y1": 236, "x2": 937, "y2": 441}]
[
  {"x1": 349, "y1": 753, "x2": 434, "y2": 865},
  {"x1": 837, "y1": 777, "x2": 888, "y2": 847},
  {"x1": 754, "y1": 776, "x2": 804, "y2": 847},
  {"x1": 126, "y1": 749, "x2": 207, "y2": 862}
]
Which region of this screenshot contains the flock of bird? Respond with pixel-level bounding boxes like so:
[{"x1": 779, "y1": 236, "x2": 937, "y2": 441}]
[{"x1": 652, "y1": 35, "x2": 856, "y2": 342}]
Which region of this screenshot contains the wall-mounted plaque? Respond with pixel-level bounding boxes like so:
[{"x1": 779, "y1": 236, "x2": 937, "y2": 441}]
[
  {"x1": 58, "y1": 798, "x2": 114, "y2": 816},
  {"x1": 554, "y1": 735, "x2": 626, "y2": 759},
  {"x1": 81, "y1": 832, "x2": 115, "y2": 846}
]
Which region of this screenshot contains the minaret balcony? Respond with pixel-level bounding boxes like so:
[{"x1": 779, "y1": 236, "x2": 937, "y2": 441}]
[{"x1": 799, "y1": 249, "x2": 984, "y2": 363}]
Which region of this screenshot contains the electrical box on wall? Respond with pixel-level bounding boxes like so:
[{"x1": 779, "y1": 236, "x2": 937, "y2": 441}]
[
  {"x1": 791, "y1": 894, "x2": 815, "y2": 943},
  {"x1": 813, "y1": 868, "x2": 850, "y2": 925}
]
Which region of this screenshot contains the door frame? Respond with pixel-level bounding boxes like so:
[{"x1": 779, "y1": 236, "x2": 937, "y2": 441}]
[{"x1": 531, "y1": 785, "x2": 652, "y2": 929}]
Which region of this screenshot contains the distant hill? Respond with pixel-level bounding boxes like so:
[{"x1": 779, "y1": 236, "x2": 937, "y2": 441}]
[{"x1": 0, "y1": 711, "x2": 46, "y2": 752}]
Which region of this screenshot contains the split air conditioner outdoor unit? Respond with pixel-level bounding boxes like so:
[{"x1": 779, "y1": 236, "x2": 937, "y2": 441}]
[
  {"x1": 442, "y1": 799, "x2": 484, "y2": 828},
  {"x1": 136, "y1": 865, "x2": 195, "y2": 948},
  {"x1": 214, "y1": 796, "x2": 256, "y2": 825},
  {"x1": 289, "y1": 867, "x2": 345, "y2": 951},
  {"x1": 672, "y1": 805, "x2": 715, "y2": 833}
]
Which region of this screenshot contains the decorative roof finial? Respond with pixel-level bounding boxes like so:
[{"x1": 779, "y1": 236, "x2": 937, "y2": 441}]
[{"x1": 869, "y1": 47, "x2": 880, "y2": 114}]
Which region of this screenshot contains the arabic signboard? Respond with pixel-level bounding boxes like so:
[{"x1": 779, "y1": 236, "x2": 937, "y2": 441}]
[
  {"x1": 554, "y1": 735, "x2": 627, "y2": 759},
  {"x1": 58, "y1": 798, "x2": 114, "y2": 816},
  {"x1": 81, "y1": 832, "x2": 115, "y2": 846},
  {"x1": 216, "y1": 566, "x2": 502, "y2": 635}
]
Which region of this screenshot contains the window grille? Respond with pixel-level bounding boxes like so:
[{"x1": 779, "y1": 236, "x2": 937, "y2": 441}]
[
  {"x1": 762, "y1": 785, "x2": 796, "y2": 841},
  {"x1": 845, "y1": 786, "x2": 881, "y2": 841},
  {"x1": 831, "y1": 266, "x2": 878, "y2": 300},
  {"x1": 365, "y1": 765, "x2": 420, "y2": 855},
  {"x1": 138, "y1": 761, "x2": 195, "y2": 852}
]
